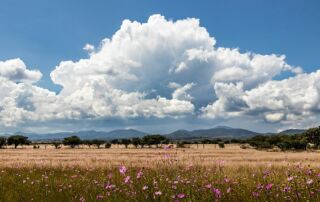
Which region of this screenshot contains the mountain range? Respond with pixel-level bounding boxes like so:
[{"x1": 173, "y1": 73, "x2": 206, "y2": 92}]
[{"x1": 6, "y1": 126, "x2": 307, "y2": 141}]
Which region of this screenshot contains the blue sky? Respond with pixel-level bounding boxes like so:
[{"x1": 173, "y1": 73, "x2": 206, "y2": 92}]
[
  {"x1": 0, "y1": 0, "x2": 319, "y2": 133},
  {"x1": 1, "y1": 0, "x2": 319, "y2": 90}
]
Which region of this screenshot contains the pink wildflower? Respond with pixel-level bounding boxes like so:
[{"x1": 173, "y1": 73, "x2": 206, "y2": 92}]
[
  {"x1": 155, "y1": 191, "x2": 162, "y2": 196},
  {"x1": 212, "y1": 188, "x2": 221, "y2": 198},
  {"x1": 205, "y1": 184, "x2": 212, "y2": 189},
  {"x1": 119, "y1": 165, "x2": 127, "y2": 175},
  {"x1": 283, "y1": 186, "x2": 291, "y2": 193},
  {"x1": 96, "y1": 195, "x2": 104, "y2": 200},
  {"x1": 265, "y1": 183, "x2": 273, "y2": 190},
  {"x1": 142, "y1": 185, "x2": 148, "y2": 190},
  {"x1": 124, "y1": 176, "x2": 131, "y2": 184},
  {"x1": 252, "y1": 192, "x2": 260, "y2": 197},
  {"x1": 137, "y1": 170, "x2": 143, "y2": 179},
  {"x1": 177, "y1": 193, "x2": 186, "y2": 199},
  {"x1": 306, "y1": 179, "x2": 313, "y2": 185}
]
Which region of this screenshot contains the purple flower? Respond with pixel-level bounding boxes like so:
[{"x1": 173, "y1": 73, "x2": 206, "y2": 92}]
[
  {"x1": 142, "y1": 185, "x2": 148, "y2": 190},
  {"x1": 154, "y1": 191, "x2": 162, "y2": 196},
  {"x1": 124, "y1": 176, "x2": 131, "y2": 184},
  {"x1": 265, "y1": 183, "x2": 273, "y2": 190},
  {"x1": 306, "y1": 179, "x2": 313, "y2": 185},
  {"x1": 287, "y1": 176, "x2": 294, "y2": 182},
  {"x1": 212, "y1": 188, "x2": 221, "y2": 198},
  {"x1": 136, "y1": 170, "x2": 143, "y2": 179},
  {"x1": 96, "y1": 195, "x2": 104, "y2": 200},
  {"x1": 205, "y1": 184, "x2": 212, "y2": 189},
  {"x1": 119, "y1": 165, "x2": 127, "y2": 175},
  {"x1": 105, "y1": 183, "x2": 115, "y2": 190},
  {"x1": 252, "y1": 192, "x2": 260, "y2": 197},
  {"x1": 177, "y1": 193, "x2": 186, "y2": 199},
  {"x1": 283, "y1": 186, "x2": 291, "y2": 193}
]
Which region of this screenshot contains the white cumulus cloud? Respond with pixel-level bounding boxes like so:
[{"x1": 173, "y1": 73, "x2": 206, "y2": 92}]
[{"x1": 0, "y1": 14, "x2": 318, "y2": 131}]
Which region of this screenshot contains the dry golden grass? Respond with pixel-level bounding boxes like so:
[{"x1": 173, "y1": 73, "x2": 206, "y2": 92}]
[{"x1": 0, "y1": 144, "x2": 319, "y2": 168}]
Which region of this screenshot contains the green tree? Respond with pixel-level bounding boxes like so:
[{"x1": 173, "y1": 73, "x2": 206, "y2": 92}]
[
  {"x1": 111, "y1": 139, "x2": 120, "y2": 148},
  {"x1": 105, "y1": 142, "x2": 112, "y2": 148},
  {"x1": 121, "y1": 138, "x2": 131, "y2": 148},
  {"x1": 91, "y1": 139, "x2": 106, "y2": 149},
  {"x1": 7, "y1": 135, "x2": 30, "y2": 149},
  {"x1": 82, "y1": 140, "x2": 93, "y2": 148},
  {"x1": 0, "y1": 137, "x2": 6, "y2": 148},
  {"x1": 142, "y1": 135, "x2": 168, "y2": 148},
  {"x1": 52, "y1": 142, "x2": 61, "y2": 149},
  {"x1": 305, "y1": 126, "x2": 320, "y2": 146},
  {"x1": 63, "y1": 136, "x2": 81, "y2": 148},
  {"x1": 131, "y1": 137, "x2": 141, "y2": 148}
]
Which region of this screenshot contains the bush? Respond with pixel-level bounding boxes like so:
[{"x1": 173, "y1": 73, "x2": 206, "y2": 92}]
[
  {"x1": 240, "y1": 144, "x2": 250, "y2": 149},
  {"x1": 52, "y1": 142, "x2": 61, "y2": 149},
  {"x1": 33, "y1": 145, "x2": 40, "y2": 149},
  {"x1": 105, "y1": 143, "x2": 111, "y2": 148},
  {"x1": 176, "y1": 142, "x2": 185, "y2": 148},
  {"x1": 63, "y1": 136, "x2": 81, "y2": 148},
  {"x1": 218, "y1": 142, "x2": 225, "y2": 148},
  {"x1": 0, "y1": 137, "x2": 6, "y2": 148}
]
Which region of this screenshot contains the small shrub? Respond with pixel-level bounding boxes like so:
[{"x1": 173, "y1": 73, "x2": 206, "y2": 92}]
[
  {"x1": 218, "y1": 142, "x2": 225, "y2": 148},
  {"x1": 105, "y1": 143, "x2": 111, "y2": 148},
  {"x1": 176, "y1": 142, "x2": 185, "y2": 148}
]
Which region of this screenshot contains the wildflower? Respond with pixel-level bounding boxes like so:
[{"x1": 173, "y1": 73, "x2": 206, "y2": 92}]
[
  {"x1": 205, "y1": 184, "x2": 212, "y2": 189},
  {"x1": 227, "y1": 187, "x2": 232, "y2": 194},
  {"x1": 306, "y1": 179, "x2": 313, "y2": 185},
  {"x1": 224, "y1": 178, "x2": 230, "y2": 183},
  {"x1": 154, "y1": 191, "x2": 162, "y2": 196},
  {"x1": 79, "y1": 196, "x2": 85, "y2": 202},
  {"x1": 96, "y1": 195, "x2": 104, "y2": 200},
  {"x1": 105, "y1": 183, "x2": 115, "y2": 190},
  {"x1": 256, "y1": 184, "x2": 264, "y2": 190},
  {"x1": 137, "y1": 170, "x2": 143, "y2": 179},
  {"x1": 142, "y1": 185, "x2": 148, "y2": 190},
  {"x1": 252, "y1": 192, "x2": 260, "y2": 197},
  {"x1": 307, "y1": 169, "x2": 313, "y2": 175},
  {"x1": 283, "y1": 186, "x2": 291, "y2": 193},
  {"x1": 177, "y1": 193, "x2": 186, "y2": 199},
  {"x1": 265, "y1": 183, "x2": 273, "y2": 190},
  {"x1": 212, "y1": 188, "x2": 221, "y2": 198},
  {"x1": 287, "y1": 176, "x2": 294, "y2": 182},
  {"x1": 119, "y1": 165, "x2": 127, "y2": 175},
  {"x1": 124, "y1": 176, "x2": 131, "y2": 184}
]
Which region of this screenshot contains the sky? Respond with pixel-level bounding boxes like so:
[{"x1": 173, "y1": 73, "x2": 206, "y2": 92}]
[{"x1": 0, "y1": 0, "x2": 319, "y2": 134}]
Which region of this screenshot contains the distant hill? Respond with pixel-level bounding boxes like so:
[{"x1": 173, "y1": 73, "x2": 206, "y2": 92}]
[
  {"x1": 9, "y1": 126, "x2": 308, "y2": 141},
  {"x1": 279, "y1": 129, "x2": 306, "y2": 135},
  {"x1": 16, "y1": 129, "x2": 146, "y2": 141},
  {"x1": 167, "y1": 126, "x2": 259, "y2": 140}
]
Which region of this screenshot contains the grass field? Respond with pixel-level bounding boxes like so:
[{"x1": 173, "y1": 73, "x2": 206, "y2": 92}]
[{"x1": 0, "y1": 145, "x2": 319, "y2": 201}]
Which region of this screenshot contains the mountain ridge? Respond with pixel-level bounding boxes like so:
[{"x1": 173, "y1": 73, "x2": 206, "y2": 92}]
[{"x1": 1, "y1": 126, "x2": 307, "y2": 141}]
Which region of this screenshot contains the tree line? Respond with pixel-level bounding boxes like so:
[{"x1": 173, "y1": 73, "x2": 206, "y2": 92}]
[
  {"x1": 0, "y1": 134, "x2": 171, "y2": 149},
  {"x1": 244, "y1": 126, "x2": 320, "y2": 151},
  {"x1": 1, "y1": 126, "x2": 319, "y2": 151}
]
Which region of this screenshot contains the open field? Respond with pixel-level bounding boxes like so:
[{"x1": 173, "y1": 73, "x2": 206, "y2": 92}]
[
  {"x1": 0, "y1": 144, "x2": 319, "y2": 168},
  {"x1": 0, "y1": 145, "x2": 320, "y2": 201}
]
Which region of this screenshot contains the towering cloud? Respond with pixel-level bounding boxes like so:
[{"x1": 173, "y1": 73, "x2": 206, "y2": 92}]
[{"x1": 0, "y1": 15, "x2": 318, "y2": 131}]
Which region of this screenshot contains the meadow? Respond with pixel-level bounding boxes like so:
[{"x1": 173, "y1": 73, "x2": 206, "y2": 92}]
[{"x1": 0, "y1": 145, "x2": 319, "y2": 201}]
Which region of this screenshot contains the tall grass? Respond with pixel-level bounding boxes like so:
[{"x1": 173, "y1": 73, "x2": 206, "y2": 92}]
[{"x1": 0, "y1": 164, "x2": 319, "y2": 201}]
